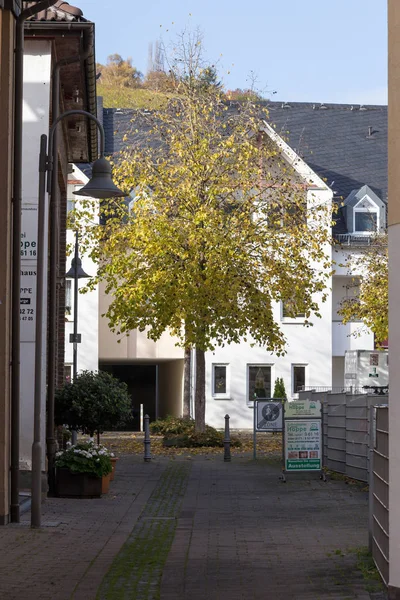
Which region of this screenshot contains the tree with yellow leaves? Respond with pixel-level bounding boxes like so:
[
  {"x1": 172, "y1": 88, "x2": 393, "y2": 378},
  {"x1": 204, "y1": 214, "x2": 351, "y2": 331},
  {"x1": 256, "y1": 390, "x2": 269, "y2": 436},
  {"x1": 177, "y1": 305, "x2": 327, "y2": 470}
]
[
  {"x1": 76, "y1": 38, "x2": 333, "y2": 432},
  {"x1": 338, "y1": 235, "x2": 388, "y2": 345}
]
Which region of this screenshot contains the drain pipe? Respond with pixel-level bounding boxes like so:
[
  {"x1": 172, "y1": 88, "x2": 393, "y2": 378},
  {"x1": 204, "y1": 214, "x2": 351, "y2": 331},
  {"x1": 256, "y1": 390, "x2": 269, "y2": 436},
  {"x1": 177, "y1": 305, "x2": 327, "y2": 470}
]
[
  {"x1": 47, "y1": 35, "x2": 93, "y2": 496},
  {"x1": 11, "y1": 0, "x2": 58, "y2": 524}
]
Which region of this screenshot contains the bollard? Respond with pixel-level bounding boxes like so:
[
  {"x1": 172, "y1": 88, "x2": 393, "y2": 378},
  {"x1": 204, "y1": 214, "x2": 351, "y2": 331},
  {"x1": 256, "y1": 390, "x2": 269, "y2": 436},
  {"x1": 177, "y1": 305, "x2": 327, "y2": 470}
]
[
  {"x1": 224, "y1": 414, "x2": 231, "y2": 462},
  {"x1": 143, "y1": 414, "x2": 151, "y2": 462}
]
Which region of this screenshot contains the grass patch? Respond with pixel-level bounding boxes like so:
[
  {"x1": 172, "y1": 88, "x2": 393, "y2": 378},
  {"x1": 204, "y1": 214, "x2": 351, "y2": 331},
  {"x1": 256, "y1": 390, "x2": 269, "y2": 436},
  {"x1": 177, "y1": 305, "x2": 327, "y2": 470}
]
[
  {"x1": 348, "y1": 546, "x2": 385, "y2": 593},
  {"x1": 98, "y1": 85, "x2": 170, "y2": 109},
  {"x1": 97, "y1": 462, "x2": 191, "y2": 600}
]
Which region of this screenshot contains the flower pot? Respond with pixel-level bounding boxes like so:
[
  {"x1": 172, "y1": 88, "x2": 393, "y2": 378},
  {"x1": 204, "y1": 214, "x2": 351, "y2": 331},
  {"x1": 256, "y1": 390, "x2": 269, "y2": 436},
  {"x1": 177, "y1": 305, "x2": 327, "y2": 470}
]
[
  {"x1": 110, "y1": 457, "x2": 118, "y2": 481},
  {"x1": 56, "y1": 468, "x2": 102, "y2": 498},
  {"x1": 102, "y1": 472, "x2": 111, "y2": 494}
]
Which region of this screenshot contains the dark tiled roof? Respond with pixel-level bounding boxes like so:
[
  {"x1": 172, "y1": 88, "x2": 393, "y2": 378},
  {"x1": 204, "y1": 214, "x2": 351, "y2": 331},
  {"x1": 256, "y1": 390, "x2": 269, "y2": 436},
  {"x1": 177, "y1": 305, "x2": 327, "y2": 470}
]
[
  {"x1": 103, "y1": 109, "x2": 155, "y2": 156},
  {"x1": 103, "y1": 102, "x2": 388, "y2": 204},
  {"x1": 102, "y1": 102, "x2": 388, "y2": 234},
  {"x1": 24, "y1": 1, "x2": 87, "y2": 21},
  {"x1": 264, "y1": 101, "x2": 387, "y2": 203}
]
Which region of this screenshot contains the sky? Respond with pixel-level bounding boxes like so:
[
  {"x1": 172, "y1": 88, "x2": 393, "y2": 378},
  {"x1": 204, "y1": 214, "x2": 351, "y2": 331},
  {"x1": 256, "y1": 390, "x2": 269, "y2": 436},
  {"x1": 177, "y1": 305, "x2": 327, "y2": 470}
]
[{"x1": 76, "y1": 0, "x2": 387, "y2": 105}]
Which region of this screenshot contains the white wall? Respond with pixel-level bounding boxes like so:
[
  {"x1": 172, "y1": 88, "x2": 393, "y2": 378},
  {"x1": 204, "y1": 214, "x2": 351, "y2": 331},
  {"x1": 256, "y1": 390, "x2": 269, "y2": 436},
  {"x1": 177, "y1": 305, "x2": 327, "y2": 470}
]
[
  {"x1": 20, "y1": 40, "x2": 52, "y2": 469},
  {"x1": 205, "y1": 288, "x2": 333, "y2": 428},
  {"x1": 64, "y1": 166, "x2": 99, "y2": 376}
]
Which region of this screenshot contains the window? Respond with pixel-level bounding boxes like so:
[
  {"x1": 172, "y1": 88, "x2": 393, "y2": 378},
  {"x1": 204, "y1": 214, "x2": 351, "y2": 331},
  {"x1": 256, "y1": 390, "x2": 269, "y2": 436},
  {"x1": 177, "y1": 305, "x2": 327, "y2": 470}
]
[
  {"x1": 212, "y1": 364, "x2": 229, "y2": 397},
  {"x1": 64, "y1": 364, "x2": 72, "y2": 383},
  {"x1": 65, "y1": 280, "x2": 72, "y2": 316},
  {"x1": 354, "y1": 211, "x2": 377, "y2": 232},
  {"x1": 292, "y1": 365, "x2": 306, "y2": 394},
  {"x1": 354, "y1": 196, "x2": 378, "y2": 233},
  {"x1": 282, "y1": 300, "x2": 305, "y2": 319},
  {"x1": 248, "y1": 365, "x2": 272, "y2": 402}
]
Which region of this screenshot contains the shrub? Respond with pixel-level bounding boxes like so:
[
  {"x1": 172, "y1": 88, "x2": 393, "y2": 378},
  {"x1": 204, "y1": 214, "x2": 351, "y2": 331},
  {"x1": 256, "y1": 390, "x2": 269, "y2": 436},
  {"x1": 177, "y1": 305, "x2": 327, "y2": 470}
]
[
  {"x1": 273, "y1": 377, "x2": 287, "y2": 399},
  {"x1": 55, "y1": 370, "x2": 132, "y2": 437},
  {"x1": 153, "y1": 417, "x2": 242, "y2": 448},
  {"x1": 150, "y1": 415, "x2": 194, "y2": 436}
]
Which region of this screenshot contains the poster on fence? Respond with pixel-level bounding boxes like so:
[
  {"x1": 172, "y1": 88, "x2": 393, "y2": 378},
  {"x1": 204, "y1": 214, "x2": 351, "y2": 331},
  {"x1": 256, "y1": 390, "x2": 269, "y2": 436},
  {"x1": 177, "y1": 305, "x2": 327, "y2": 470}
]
[{"x1": 284, "y1": 419, "x2": 322, "y2": 471}]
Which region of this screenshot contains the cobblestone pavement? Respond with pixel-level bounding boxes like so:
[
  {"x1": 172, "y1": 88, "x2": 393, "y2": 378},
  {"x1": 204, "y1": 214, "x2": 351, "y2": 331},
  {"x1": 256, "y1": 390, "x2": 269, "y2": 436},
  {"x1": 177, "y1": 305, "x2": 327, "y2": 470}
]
[
  {"x1": 0, "y1": 456, "x2": 166, "y2": 600},
  {"x1": 160, "y1": 458, "x2": 386, "y2": 600},
  {"x1": 0, "y1": 455, "x2": 387, "y2": 600}
]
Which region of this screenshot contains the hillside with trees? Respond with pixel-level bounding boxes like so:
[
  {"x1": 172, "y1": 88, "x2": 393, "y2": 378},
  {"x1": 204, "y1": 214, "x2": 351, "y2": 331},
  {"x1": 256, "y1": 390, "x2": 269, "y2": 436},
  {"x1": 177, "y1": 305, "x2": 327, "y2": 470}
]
[{"x1": 96, "y1": 45, "x2": 267, "y2": 108}]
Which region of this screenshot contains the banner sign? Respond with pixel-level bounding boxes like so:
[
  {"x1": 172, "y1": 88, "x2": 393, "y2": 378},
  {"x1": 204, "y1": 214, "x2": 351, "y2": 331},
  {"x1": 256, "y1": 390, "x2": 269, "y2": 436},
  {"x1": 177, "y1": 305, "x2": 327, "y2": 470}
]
[
  {"x1": 256, "y1": 401, "x2": 283, "y2": 432},
  {"x1": 284, "y1": 419, "x2": 322, "y2": 471},
  {"x1": 20, "y1": 267, "x2": 37, "y2": 342},
  {"x1": 284, "y1": 400, "x2": 321, "y2": 418}
]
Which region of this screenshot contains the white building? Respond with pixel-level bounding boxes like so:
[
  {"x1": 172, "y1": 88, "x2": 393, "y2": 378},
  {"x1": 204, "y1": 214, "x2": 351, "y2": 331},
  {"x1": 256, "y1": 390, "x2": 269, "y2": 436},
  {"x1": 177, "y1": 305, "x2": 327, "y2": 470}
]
[{"x1": 69, "y1": 102, "x2": 387, "y2": 429}]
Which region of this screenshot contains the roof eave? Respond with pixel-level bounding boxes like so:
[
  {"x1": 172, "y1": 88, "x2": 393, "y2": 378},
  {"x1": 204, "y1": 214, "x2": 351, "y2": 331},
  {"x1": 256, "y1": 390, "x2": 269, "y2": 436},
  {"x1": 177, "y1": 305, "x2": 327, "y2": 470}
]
[{"x1": 24, "y1": 20, "x2": 97, "y2": 162}]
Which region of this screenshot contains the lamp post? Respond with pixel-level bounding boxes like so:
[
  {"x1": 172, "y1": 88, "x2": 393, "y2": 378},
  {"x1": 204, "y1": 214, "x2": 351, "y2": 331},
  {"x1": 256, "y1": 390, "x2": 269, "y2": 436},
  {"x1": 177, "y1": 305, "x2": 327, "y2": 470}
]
[
  {"x1": 32, "y1": 109, "x2": 125, "y2": 528},
  {"x1": 65, "y1": 231, "x2": 90, "y2": 444}
]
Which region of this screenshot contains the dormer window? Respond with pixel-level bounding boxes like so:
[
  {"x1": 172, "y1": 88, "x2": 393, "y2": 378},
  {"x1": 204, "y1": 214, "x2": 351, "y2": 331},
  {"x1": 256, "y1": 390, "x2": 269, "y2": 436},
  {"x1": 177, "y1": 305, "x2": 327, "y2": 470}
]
[{"x1": 354, "y1": 196, "x2": 378, "y2": 234}]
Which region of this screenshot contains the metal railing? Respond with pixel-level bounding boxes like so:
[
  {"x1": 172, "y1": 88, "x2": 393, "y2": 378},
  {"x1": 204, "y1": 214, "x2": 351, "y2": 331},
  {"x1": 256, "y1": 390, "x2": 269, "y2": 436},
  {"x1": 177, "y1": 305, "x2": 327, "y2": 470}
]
[
  {"x1": 335, "y1": 233, "x2": 387, "y2": 247},
  {"x1": 299, "y1": 385, "x2": 388, "y2": 395}
]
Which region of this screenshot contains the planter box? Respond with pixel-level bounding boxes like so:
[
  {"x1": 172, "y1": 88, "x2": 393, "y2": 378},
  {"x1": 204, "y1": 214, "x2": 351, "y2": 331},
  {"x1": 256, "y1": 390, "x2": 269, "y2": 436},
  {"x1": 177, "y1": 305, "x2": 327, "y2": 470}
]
[
  {"x1": 56, "y1": 468, "x2": 102, "y2": 498},
  {"x1": 110, "y1": 457, "x2": 118, "y2": 481},
  {"x1": 102, "y1": 472, "x2": 111, "y2": 494}
]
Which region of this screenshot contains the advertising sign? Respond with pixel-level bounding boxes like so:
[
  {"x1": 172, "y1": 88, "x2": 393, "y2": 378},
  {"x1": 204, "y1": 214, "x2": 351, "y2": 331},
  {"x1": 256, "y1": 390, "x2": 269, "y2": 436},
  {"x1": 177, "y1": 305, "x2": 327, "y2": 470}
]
[
  {"x1": 20, "y1": 267, "x2": 36, "y2": 342},
  {"x1": 284, "y1": 419, "x2": 322, "y2": 471},
  {"x1": 21, "y1": 206, "x2": 38, "y2": 261},
  {"x1": 284, "y1": 399, "x2": 321, "y2": 418},
  {"x1": 256, "y1": 401, "x2": 283, "y2": 432}
]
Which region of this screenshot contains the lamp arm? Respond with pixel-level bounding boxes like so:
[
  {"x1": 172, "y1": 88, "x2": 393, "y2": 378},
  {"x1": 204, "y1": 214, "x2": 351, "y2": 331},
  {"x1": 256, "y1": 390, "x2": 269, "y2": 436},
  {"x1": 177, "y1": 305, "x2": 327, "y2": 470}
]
[{"x1": 48, "y1": 108, "x2": 105, "y2": 162}]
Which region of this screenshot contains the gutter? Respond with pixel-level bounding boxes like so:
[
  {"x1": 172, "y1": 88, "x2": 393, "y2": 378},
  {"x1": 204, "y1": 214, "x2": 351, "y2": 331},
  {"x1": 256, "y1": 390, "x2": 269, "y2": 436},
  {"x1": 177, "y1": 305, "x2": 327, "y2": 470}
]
[{"x1": 11, "y1": 0, "x2": 58, "y2": 524}]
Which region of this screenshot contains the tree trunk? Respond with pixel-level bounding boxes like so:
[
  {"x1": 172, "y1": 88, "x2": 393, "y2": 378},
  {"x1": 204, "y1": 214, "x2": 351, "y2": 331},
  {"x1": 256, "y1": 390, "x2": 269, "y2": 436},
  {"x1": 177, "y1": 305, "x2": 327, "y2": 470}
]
[
  {"x1": 183, "y1": 347, "x2": 191, "y2": 419},
  {"x1": 195, "y1": 349, "x2": 206, "y2": 432}
]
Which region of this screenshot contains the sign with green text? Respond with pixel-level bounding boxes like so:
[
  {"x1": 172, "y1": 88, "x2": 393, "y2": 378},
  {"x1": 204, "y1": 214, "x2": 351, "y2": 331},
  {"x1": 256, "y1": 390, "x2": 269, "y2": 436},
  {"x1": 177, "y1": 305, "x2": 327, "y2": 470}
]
[
  {"x1": 284, "y1": 419, "x2": 322, "y2": 471},
  {"x1": 284, "y1": 399, "x2": 321, "y2": 418}
]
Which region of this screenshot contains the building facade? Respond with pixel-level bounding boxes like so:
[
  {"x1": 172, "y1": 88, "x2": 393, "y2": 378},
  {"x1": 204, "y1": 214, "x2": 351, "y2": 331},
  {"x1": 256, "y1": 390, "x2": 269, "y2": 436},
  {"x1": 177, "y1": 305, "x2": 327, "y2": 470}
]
[{"x1": 68, "y1": 101, "x2": 386, "y2": 430}]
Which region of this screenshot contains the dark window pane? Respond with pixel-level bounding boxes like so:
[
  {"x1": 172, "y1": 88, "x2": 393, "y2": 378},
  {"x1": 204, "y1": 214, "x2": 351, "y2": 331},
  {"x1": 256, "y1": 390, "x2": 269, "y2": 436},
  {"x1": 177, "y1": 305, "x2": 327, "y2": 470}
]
[
  {"x1": 355, "y1": 212, "x2": 377, "y2": 232},
  {"x1": 248, "y1": 366, "x2": 271, "y2": 401},
  {"x1": 213, "y1": 366, "x2": 226, "y2": 394},
  {"x1": 293, "y1": 366, "x2": 306, "y2": 393}
]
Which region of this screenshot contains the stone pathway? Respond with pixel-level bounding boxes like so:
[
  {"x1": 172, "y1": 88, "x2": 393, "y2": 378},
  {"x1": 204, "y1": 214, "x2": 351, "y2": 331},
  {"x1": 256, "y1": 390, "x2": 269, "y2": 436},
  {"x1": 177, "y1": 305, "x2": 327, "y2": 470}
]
[
  {"x1": 0, "y1": 454, "x2": 387, "y2": 599},
  {"x1": 160, "y1": 458, "x2": 384, "y2": 600}
]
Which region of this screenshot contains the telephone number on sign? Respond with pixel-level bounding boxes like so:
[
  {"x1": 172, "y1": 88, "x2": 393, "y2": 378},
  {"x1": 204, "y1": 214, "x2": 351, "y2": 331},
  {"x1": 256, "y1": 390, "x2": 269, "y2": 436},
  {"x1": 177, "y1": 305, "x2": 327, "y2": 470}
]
[
  {"x1": 20, "y1": 316, "x2": 33, "y2": 321},
  {"x1": 20, "y1": 309, "x2": 34, "y2": 315}
]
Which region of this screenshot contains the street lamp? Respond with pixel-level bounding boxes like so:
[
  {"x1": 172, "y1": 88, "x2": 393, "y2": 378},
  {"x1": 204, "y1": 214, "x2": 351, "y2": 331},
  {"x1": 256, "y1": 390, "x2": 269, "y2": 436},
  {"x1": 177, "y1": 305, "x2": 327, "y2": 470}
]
[
  {"x1": 65, "y1": 231, "x2": 90, "y2": 444},
  {"x1": 32, "y1": 109, "x2": 125, "y2": 528}
]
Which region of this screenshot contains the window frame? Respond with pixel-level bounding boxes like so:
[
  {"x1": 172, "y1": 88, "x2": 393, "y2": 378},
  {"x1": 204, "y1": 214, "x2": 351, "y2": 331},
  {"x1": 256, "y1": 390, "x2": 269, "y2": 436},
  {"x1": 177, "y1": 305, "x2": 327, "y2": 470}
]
[
  {"x1": 292, "y1": 364, "x2": 307, "y2": 395},
  {"x1": 353, "y1": 195, "x2": 379, "y2": 234},
  {"x1": 246, "y1": 364, "x2": 273, "y2": 406},
  {"x1": 211, "y1": 363, "x2": 230, "y2": 399},
  {"x1": 281, "y1": 301, "x2": 306, "y2": 323}
]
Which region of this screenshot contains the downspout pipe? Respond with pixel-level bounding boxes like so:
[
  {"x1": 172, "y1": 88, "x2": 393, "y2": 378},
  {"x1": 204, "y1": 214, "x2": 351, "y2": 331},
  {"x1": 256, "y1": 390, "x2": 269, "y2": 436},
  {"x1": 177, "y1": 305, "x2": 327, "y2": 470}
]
[
  {"x1": 11, "y1": 0, "x2": 58, "y2": 524},
  {"x1": 47, "y1": 34, "x2": 93, "y2": 496}
]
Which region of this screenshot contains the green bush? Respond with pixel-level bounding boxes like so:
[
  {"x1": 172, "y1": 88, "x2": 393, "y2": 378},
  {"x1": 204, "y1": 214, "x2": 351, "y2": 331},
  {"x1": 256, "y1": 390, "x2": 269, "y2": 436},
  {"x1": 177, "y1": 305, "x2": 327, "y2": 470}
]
[
  {"x1": 55, "y1": 370, "x2": 132, "y2": 436},
  {"x1": 149, "y1": 415, "x2": 194, "y2": 436},
  {"x1": 152, "y1": 416, "x2": 242, "y2": 448},
  {"x1": 273, "y1": 377, "x2": 287, "y2": 399}
]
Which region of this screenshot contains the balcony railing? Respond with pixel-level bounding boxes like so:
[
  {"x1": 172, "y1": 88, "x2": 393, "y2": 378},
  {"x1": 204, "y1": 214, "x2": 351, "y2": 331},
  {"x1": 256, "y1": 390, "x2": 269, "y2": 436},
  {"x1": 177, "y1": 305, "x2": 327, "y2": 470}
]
[
  {"x1": 299, "y1": 385, "x2": 388, "y2": 395},
  {"x1": 335, "y1": 233, "x2": 387, "y2": 247}
]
